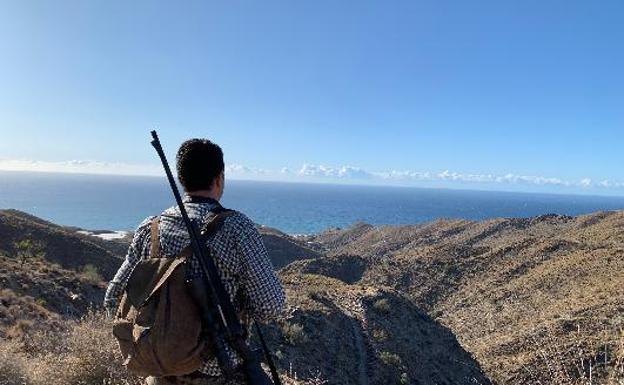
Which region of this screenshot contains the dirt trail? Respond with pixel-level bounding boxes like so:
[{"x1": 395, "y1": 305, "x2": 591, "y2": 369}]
[{"x1": 338, "y1": 298, "x2": 369, "y2": 385}]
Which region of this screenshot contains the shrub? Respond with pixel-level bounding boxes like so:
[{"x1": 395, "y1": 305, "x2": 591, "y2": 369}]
[
  {"x1": 80, "y1": 264, "x2": 102, "y2": 285},
  {"x1": 13, "y1": 239, "x2": 44, "y2": 267},
  {"x1": 372, "y1": 328, "x2": 387, "y2": 341},
  {"x1": 6, "y1": 319, "x2": 34, "y2": 339},
  {"x1": 305, "y1": 287, "x2": 323, "y2": 301},
  {"x1": 379, "y1": 351, "x2": 402, "y2": 367},
  {"x1": 282, "y1": 322, "x2": 308, "y2": 345},
  {"x1": 0, "y1": 341, "x2": 31, "y2": 385},
  {"x1": 373, "y1": 298, "x2": 390, "y2": 314},
  {"x1": 528, "y1": 325, "x2": 624, "y2": 385},
  {"x1": 0, "y1": 310, "x2": 141, "y2": 385}
]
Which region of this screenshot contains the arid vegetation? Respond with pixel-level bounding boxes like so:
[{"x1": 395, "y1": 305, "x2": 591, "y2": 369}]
[
  {"x1": 0, "y1": 311, "x2": 140, "y2": 385},
  {"x1": 296, "y1": 211, "x2": 624, "y2": 384}
]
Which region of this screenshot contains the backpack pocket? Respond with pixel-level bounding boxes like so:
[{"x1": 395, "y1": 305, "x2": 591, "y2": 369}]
[
  {"x1": 113, "y1": 320, "x2": 166, "y2": 376},
  {"x1": 112, "y1": 319, "x2": 135, "y2": 366}
]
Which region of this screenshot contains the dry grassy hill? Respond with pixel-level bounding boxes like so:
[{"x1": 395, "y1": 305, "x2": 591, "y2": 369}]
[
  {"x1": 295, "y1": 212, "x2": 624, "y2": 384},
  {"x1": 258, "y1": 225, "x2": 323, "y2": 269},
  {"x1": 0, "y1": 209, "x2": 126, "y2": 339},
  {"x1": 0, "y1": 209, "x2": 125, "y2": 278},
  {"x1": 266, "y1": 273, "x2": 491, "y2": 385}
]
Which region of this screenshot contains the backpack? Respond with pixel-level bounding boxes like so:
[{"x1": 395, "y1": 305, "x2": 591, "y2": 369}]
[{"x1": 112, "y1": 211, "x2": 233, "y2": 377}]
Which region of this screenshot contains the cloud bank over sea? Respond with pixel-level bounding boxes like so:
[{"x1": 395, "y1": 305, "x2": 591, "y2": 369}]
[
  {"x1": 0, "y1": 159, "x2": 162, "y2": 176},
  {"x1": 2, "y1": 158, "x2": 623, "y2": 196},
  {"x1": 225, "y1": 163, "x2": 624, "y2": 194}
]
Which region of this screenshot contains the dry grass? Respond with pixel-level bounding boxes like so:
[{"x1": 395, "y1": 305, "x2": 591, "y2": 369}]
[
  {"x1": 0, "y1": 310, "x2": 141, "y2": 385},
  {"x1": 0, "y1": 309, "x2": 325, "y2": 385},
  {"x1": 0, "y1": 340, "x2": 29, "y2": 385},
  {"x1": 297, "y1": 211, "x2": 624, "y2": 384},
  {"x1": 524, "y1": 326, "x2": 624, "y2": 385}
]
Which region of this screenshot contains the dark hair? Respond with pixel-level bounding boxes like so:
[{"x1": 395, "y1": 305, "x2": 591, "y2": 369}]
[{"x1": 176, "y1": 138, "x2": 224, "y2": 192}]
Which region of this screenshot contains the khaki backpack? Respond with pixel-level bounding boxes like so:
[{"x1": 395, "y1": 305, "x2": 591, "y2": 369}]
[{"x1": 112, "y1": 212, "x2": 231, "y2": 377}]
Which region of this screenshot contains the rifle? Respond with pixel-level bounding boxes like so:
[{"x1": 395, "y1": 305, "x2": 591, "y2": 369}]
[{"x1": 150, "y1": 131, "x2": 281, "y2": 385}]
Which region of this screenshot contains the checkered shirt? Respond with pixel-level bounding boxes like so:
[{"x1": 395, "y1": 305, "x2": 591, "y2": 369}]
[{"x1": 103, "y1": 196, "x2": 286, "y2": 376}]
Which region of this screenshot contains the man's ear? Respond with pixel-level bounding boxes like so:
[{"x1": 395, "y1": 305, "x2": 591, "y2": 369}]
[{"x1": 215, "y1": 171, "x2": 224, "y2": 189}]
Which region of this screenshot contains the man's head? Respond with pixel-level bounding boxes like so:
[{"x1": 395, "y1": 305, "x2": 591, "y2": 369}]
[{"x1": 176, "y1": 138, "x2": 225, "y2": 200}]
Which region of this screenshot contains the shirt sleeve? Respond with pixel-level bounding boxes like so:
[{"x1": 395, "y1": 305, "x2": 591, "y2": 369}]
[
  {"x1": 103, "y1": 217, "x2": 154, "y2": 312},
  {"x1": 235, "y1": 215, "x2": 286, "y2": 322}
]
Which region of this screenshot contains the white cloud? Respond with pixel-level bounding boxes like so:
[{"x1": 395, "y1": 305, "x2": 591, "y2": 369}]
[
  {"x1": 0, "y1": 159, "x2": 161, "y2": 176},
  {"x1": 493, "y1": 174, "x2": 569, "y2": 186},
  {"x1": 297, "y1": 164, "x2": 373, "y2": 179},
  {"x1": 597, "y1": 180, "x2": 623, "y2": 188},
  {"x1": 374, "y1": 170, "x2": 432, "y2": 180},
  {"x1": 375, "y1": 168, "x2": 573, "y2": 187},
  {"x1": 225, "y1": 164, "x2": 251, "y2": 174},
  {"x1": 298, "y1": 164, "x2": 329, "y2": 177},
  {"x1": 225, "y1": 163, "x2": 272, "y2": 175},
  {"x1": 336, "y1": 166, "x2": 373, "y2": 179},
  {"x1": 579, "y1": 178, "x2": 592, "y2": 188},
  {"x1": 292, "y1": 163, "x2": 624, "y2": 191}
]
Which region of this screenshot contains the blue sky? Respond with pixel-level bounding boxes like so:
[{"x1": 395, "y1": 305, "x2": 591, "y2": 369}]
[{"x1": 0, "y1": 1, "x2": 623, "y2": 194}]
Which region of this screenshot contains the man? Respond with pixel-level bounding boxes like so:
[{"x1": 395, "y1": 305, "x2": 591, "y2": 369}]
[{"x1": 104, "y1": 138, "x2": 286, "y2": 385}]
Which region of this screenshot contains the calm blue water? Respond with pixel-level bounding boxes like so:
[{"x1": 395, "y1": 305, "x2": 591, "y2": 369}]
[{"x1": 2, "y1": 171, "x2": 624, "y2": 234}]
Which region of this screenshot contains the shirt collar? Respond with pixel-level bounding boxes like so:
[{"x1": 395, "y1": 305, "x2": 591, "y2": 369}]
[{"x1": 183, "y1": 194, "x2": 220, "y2": 205}]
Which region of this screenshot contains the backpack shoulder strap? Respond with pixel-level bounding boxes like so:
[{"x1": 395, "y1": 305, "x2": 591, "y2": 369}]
[
  {"x1": 176, "y1": 209, "x2": 236, "y2": 260},
  {"x1": 199, "y1": 209, "x2": 236, "y2": 236},
  {"x1": 150, "y1": 216, "x2": 161, "y2": 259}
]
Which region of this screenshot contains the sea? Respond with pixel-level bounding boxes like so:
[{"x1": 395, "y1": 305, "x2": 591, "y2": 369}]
[{"x1": 2, "y1": 171, "x2": 624, "y2": 235}]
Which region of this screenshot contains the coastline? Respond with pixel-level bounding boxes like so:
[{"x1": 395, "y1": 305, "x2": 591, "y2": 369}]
[{"x1": 76, "y1": 230, "x2": 130, "y2": 241}]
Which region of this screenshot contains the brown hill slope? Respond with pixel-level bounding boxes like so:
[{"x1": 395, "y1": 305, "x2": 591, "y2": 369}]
[
  {"x1": 0, "y1": 253, "x2": 106, "y2": 339},
  {"x1": 0, "y1": 210, "x2": 123, "y2": 338},
  {"x1": 295, "y1": 212, "x2": 624, "y2": 384},
  {"x1": 0, "y1": 209, "x2": 124, "y2": 279},
  {"x1": 258, "y1": 225, "x2": 323, "y2": 269},
  {"x1": 266, "y1": 273, "x2": 491, "y2": 385}
]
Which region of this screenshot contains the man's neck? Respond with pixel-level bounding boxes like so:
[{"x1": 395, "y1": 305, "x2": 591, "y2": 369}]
[{"x1": 185, "y1": 190, "x2": 220, "y2": 201}]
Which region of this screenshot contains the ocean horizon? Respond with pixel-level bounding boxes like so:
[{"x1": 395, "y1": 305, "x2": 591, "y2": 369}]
[{"x1": 2, "y1": 170, "x2": 624, "y2": 235}]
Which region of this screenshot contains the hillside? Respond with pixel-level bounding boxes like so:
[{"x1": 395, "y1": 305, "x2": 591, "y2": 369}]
[
  {"x1": 258, "y1": 225, "x2": 323, "y2": 269},
  {"x1": 294, "y1": 212, "x2": 624, "y2": 384},
  {"x1": 0, "y1": 209, "x2": 125, "y2": 338},
  {"x1": 0, "y1": 209, "x2": 125, "y2": 278},
  {"x1": 266, "y1": 273, "x2": 491, "y2": 385}
]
